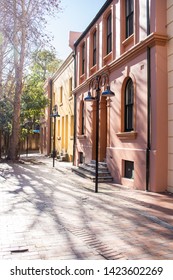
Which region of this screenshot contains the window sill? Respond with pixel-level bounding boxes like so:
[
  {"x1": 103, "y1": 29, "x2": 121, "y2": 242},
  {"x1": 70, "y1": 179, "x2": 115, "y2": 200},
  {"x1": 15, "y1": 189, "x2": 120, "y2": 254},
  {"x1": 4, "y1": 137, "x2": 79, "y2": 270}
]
[
  {"x1": 122, "y1": 34, "x2": 134, "y2": 47},
  {"x1": 68, "y1": 96, "x2": 73, "y2": 101},
  {"x1": 116, "y1": 131, "x2": 137, "y2": 140},
  {"x1": 77, "y1": 134, "x2": 86, "y2": 139},
  {"x1": 70, "y1": 136, "x2": 74, "y2": 140},
  {"x1": 80, "y1": 74, "x2": 85, "y2": 84},
  {"x1": 122, "y1": 177, "x2": 134, "y2": 181},
  {"x1": 103, "y1": 51, "x2": 112, "y2": 65},
  {"x1": 121, "y1": 177, "x2": 134, "y2": 188},
  {"x1": 90, "y1": 64, "x2": 97, "y2": 75}
]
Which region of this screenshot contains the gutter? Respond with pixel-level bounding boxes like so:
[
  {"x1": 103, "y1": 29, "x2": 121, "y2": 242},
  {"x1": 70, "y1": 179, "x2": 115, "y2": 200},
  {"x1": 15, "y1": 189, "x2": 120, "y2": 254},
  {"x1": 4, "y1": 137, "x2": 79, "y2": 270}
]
[
  {"x1": 146, "y1": 0, "x2": 151, "y2": 191},
  {"x1": 74, "y1": 0, "x2": 113, "y2": 47}
]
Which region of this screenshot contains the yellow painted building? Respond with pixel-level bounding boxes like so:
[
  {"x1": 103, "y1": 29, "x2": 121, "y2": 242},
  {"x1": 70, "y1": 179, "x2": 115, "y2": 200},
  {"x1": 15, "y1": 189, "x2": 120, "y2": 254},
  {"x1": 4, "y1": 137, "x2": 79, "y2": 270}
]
[{"x1": 51, "y1": 52, "x2": 74, "y2": 162}]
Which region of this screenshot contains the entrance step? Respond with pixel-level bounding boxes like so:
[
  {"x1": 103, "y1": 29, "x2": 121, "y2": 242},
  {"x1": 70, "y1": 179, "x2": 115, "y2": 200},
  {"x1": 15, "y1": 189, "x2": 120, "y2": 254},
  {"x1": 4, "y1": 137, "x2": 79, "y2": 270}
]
[
  {"x1": 72, "y1": 160, "x2": 113, "y2": 182},
  {"x1": 57, "y1": 152, "x2": 68, "y2": 162}
]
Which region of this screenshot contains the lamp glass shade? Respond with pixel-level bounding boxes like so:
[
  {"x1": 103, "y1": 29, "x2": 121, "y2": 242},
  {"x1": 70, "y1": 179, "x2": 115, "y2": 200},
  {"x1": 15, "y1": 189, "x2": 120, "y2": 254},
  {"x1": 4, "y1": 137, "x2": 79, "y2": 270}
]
[
  {"x1": 84, "y1": 91, "x2": 95, "y2": 102},
  {"x1": 52, "y1": 104, "x2": 60, "y2": 117},
  {"x1": 102, "y1": 86, "x2": 115, "y2": 97}
]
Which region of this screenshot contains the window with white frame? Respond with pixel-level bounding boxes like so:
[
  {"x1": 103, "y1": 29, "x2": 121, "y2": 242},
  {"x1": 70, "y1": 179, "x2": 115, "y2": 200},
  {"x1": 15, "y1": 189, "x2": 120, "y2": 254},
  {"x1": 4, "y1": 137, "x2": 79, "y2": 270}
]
[{"x1": 124, "y1": 78, "x2": 134, "y2": 132}]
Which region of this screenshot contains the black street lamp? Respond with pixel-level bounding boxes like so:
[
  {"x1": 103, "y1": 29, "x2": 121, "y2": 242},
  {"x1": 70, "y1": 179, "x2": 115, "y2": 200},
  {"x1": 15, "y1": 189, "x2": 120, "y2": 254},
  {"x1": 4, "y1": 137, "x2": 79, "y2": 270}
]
[
  {"x1": 84, "y1": 73, "x2": 115, "y2": 193},
  {"x1": 50, "y1": 104, "x2": 60, "y2": 167}
]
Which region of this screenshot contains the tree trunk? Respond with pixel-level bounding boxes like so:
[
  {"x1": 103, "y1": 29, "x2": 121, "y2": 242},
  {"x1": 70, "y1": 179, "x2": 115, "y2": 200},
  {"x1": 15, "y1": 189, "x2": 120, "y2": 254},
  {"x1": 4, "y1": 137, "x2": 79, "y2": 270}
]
[
  {"x1": 9, "y1": 78, "x2": 22, "y2": 160},
  {"x1": 8, "y1": 0, "x2": 26, "y2": 160}
]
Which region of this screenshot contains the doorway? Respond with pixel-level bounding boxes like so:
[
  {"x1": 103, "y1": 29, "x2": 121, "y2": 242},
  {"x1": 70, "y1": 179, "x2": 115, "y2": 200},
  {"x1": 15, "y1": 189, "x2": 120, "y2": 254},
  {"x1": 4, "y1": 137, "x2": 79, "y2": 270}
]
[{"x1": 92, "y1": 96, "x2": 107, "y2": 162}]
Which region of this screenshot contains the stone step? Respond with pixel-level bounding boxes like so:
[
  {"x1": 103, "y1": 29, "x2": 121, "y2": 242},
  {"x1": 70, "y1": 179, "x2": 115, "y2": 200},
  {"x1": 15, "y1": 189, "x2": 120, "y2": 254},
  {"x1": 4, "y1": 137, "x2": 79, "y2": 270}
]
[
  {"x1": 57, "y1": 153, "x2": 68, "y2": 162},
  {"x1": 72, "y1": 160, "x2": 113, "y2": 183},
  {"x1": 72, "y1": 166, "x2": 113, "y2": 182},
  {"x1": 78, "y1": 164, "x2": 110, "y2": 177},
  {"x1": 90, "y1": 160, "x2": 107, "y2": 167},
  {"x1": 82, "y1": 163, "x2": 108, "y2": 171}
]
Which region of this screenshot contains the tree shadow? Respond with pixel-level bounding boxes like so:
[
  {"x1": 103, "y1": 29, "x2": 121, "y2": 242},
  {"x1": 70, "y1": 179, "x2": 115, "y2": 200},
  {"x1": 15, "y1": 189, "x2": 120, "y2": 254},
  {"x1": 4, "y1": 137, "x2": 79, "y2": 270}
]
[{"x1": 1, "y1": 160, "x2": 173, "y2": 259}]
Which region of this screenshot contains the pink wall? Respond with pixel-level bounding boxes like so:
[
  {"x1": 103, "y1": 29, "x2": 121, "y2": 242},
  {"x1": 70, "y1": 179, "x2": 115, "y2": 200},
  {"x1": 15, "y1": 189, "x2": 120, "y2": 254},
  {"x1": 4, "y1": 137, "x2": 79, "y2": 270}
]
[{"x1": 73, "y1": 0, "x2": 168, "y2": 192}]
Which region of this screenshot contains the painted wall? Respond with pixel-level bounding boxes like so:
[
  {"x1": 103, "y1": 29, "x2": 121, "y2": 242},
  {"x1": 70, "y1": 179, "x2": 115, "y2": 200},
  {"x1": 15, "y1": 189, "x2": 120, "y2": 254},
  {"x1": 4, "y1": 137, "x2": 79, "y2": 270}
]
[
  {"x1": 52, "y1": 53, "x2": 74, "y2": 162},
  {"x1": 167, "y1": 0, "x2": 173, "y2": 193},
  {"x1": 73, "y1": 0, "x2": 168, "y2": 192}
]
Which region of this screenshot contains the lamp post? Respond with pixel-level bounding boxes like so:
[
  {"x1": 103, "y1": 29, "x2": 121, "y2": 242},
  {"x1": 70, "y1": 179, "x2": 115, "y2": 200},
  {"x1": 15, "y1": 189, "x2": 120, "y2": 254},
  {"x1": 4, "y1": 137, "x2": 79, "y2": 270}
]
[
  {"x1": 50, "y1": 104, "x2": 60, "y2": 167},
  {"x1": 84, "y1": 73, "x2": 115, "y2": 193}
]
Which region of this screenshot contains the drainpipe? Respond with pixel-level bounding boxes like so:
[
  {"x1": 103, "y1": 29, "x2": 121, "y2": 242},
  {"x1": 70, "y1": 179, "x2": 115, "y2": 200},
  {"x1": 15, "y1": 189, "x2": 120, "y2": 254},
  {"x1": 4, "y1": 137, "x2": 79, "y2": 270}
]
[
  {"x1": 146, "y1": 0, "x2": 151, "y2": 191},
  {"x1": 49, "y1": 78, "x2": 53, "y2": 156},
  {"x1": 73, "y1": 49, "x2": 77, "y2": 165}
]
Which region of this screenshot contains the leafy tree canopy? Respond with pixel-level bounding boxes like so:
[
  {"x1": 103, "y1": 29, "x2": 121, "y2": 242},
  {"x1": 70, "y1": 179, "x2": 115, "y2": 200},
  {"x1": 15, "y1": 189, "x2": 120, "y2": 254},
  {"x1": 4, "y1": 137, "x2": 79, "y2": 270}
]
[
  {"x1": 0, "y1": 0, "x2": 62, "y2": 159},
  {"x1": 0, "y1": 99, "x2": 13, "y2": 134},
  {"x1": 21, "y1": 49, "x2": 61, "y2": 137},
  {"x1": 30, "y1": 49, "x2": 62, "y2": 80}
]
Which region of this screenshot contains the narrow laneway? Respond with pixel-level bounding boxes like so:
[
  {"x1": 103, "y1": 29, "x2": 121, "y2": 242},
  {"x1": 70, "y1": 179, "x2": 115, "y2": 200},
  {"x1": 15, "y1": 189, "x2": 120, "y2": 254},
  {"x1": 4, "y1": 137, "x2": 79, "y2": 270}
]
[{"x1": 0, "y1": 155, "x2": 173, "y2": 260}]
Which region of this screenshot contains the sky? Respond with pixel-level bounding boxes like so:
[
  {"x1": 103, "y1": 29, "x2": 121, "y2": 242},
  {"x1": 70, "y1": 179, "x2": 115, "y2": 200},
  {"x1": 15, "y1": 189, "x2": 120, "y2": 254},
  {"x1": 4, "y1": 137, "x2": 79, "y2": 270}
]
[{"x1": 46, "y1": 0, "x2": 106, "y2": 60}]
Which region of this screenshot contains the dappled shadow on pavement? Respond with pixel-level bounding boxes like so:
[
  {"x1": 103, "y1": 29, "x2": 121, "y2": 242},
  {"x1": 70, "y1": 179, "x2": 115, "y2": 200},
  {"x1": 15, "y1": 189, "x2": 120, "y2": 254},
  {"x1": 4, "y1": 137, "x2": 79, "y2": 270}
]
[{"x1": 1, "y1": 157, "x2": 173, "y2": 260}]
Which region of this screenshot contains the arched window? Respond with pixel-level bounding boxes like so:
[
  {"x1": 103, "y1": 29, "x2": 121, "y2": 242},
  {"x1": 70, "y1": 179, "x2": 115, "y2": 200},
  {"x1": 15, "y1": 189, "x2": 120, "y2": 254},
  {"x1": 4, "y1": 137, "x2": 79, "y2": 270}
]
[
  {"x1": 79, "y1": 101, "x2": 85, "y2": 135},
  {"x1": 124, "y1": 78, "x2": 134, "y2": 131},
  {"x1": 81, "y1": 101, "x2": 84, "y2": 135}
]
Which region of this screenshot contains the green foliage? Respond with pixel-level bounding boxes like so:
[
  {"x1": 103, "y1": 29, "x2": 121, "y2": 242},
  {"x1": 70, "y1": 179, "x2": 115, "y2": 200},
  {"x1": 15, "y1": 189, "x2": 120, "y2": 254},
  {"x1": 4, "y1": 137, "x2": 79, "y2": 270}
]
[
  {"x1": 31, "y1": 49, "x2": 62, "y2": 80},
  {"x1": 20, "y1": 49, "x2": 60, "y2": 139},
  {"x1": 0, "y1": 0, "x2": 62, "y2": 159},
  {"x1": 0, "y1": 99, "x2": 13, "y2": 134},
  {"x1": 22, "y1": 76, "x2": 47, "y2": 118},
  {"x1": 21, "y1": 74, "x2": 49, "y2": 130}
]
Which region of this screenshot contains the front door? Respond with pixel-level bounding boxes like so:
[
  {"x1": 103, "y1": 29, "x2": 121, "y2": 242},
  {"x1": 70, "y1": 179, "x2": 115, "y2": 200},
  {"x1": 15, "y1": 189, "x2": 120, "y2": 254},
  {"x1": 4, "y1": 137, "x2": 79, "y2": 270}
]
[{"x1": 92, "y1": 96, "x2": 107, "y2": 162}]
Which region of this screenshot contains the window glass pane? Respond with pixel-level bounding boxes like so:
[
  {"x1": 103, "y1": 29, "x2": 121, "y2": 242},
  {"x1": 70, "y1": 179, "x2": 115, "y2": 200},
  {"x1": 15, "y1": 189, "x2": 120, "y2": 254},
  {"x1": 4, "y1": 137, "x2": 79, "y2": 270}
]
[
  {"x1": 93, "y1": 31, "x2": 96, "y2": 48},
  {"x1": 126, "y1": 0, "x2": 133, "y2": 14},
  {"x1": 93, "y1": 31, "x2": 97, "y2": 65},
  {"x1": 125, "y1": 160, "x2": 134, "y2": 179},
  {"x1": 126, "y1": 0, "x2": 134, "y2": 38},
  {"x1": 107, "y1": 13, "x2": 112, "y2": 54},
  {"x1": 82, "y1": 43, "x2": 85, "y2": 74},
  {"x1": 82, "y1": 102, "x2": 84, "y2": 134},
  {"x1": 125, "y1": 79, "x2": 134, "y2": 131}
]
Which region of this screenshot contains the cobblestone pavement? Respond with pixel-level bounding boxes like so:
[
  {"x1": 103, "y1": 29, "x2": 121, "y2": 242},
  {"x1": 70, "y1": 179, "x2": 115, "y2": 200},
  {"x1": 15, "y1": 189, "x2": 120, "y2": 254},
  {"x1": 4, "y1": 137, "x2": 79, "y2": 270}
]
[{"x1": 0, "y1": 154, "x2": 173, "y2": 260}]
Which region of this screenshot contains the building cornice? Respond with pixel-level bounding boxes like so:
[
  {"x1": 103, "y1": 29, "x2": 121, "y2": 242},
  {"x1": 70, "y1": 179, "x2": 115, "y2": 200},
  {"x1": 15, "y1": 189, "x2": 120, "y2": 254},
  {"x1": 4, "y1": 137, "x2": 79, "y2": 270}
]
[
  {"x1": 109, "y1": 32, "x2": 168, "y2": 72},
  {"x1": 74, "y1": 0, "x2": 113, "y2": 47},
  {"x1": 73, "y1": 32, "x2": 168, "y2": 95},
  {"x1": 72, "y1": 65, "x2": 110, "y2": 95},
  {"x1": 51, "y1": 52, "x2": 74, "y2": 82}
]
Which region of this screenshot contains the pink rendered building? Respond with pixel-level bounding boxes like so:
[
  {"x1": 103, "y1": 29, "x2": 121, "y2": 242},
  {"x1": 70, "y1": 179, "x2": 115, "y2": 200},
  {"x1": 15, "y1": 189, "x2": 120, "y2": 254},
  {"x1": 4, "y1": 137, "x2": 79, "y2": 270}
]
[{"x1": 73, "y1": 0, "x2": 167, "y2": 192}]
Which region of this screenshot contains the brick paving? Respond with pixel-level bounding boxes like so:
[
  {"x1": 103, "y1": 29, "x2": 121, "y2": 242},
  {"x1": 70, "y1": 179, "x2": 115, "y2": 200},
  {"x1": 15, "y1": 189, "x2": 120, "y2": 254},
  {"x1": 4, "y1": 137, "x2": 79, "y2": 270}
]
[{"x1": 0, "y1": 154, "x2": 173, "y2": 260}]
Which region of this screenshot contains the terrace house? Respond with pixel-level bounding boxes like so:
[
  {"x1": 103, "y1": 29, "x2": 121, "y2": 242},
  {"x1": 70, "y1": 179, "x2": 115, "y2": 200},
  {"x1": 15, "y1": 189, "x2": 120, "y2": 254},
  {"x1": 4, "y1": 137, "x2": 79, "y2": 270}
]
[{"x1": 73, "y1": 0, "x2": 168, "y2": 192}]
